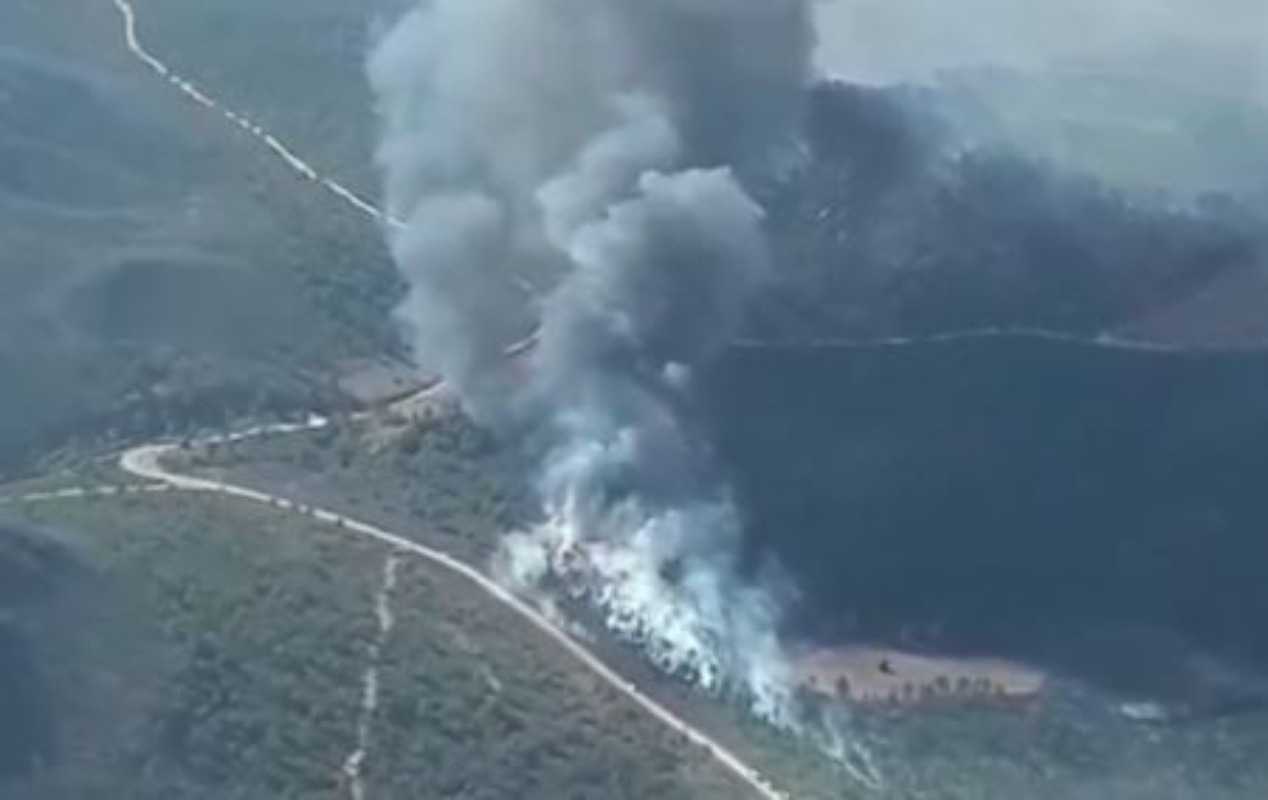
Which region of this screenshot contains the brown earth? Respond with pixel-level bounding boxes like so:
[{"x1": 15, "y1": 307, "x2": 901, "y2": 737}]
[{"x1": 793, "y1": 646, "x2": 1047, "y2": 707}]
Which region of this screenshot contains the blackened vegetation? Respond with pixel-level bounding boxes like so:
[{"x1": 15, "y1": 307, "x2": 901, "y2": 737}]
[
  {"x1": 705, "y1": 338, "x2": 1268, "y2": 702},
  {"x1": 712, "y1": 80, "x2": 1268, "y2": 709},
  {"x1": 753, "y1": 82, "x2": 1268, "y2": 343}
]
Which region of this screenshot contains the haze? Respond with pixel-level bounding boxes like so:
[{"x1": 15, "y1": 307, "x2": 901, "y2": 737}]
[{"x1": 814, "y1": 0, "x2": 1268, "y2": 96}]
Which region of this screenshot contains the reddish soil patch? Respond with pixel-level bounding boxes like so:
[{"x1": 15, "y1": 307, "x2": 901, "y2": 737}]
[{"x1": 794, "y1": 646, "x2": 1047, "y2": 707}]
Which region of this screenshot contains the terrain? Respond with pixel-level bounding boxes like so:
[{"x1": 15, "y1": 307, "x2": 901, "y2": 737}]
[
  {"x1": 4, "y1": 0, "x2": 1268, "y2": 797},
  {"x1": 753, "y1": 82, "x2": 1268, "y2": 347},
  {"x1": 7, "y1": 0, "x2": 1268, "y2": 475},
  {"x1": 794, "y1": 646, "x2": 1046, "y2": 707},
  {"x1": 0, "y1": 0, "x2": 400, "y2": 474},
  {"x1": 706, "y1": 339, "x2": 1268, "y2": 713},
  {"x1": 145, "y1": 394, "x2": 1268, "y2": 799},
  {"x1": 0, "y1": 487, "x2": 765, "y2": 799}
]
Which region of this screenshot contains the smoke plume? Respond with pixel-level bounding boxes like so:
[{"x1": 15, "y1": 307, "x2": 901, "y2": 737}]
[{"x1": 368, "y1": 0, "x2": 813, "y2": 718}]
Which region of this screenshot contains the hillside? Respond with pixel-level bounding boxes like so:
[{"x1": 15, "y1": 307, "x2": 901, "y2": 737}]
[
  {"x1": 0, "y1": 0, "x2": 401, "y2": 473},
  {"x1": 125, "y1": 0, "x2": 405, "y2": 197},
  {"x1": 4, "y1": 0, "x2": 1268, "y2": 797},
  {"x1": 163, "y1": 400, "x2": 1268, "y2": 799},
  {"x1": 705, "y1": 338, "x2": 1268, "y2": 695},
  {"x1": 8, "y1": 0, "x2": 1268, "y2": 476},
  {"x1": 0, "y1": 489, "x2": 755, "y2": 799},
  {"x1": 753, "y1": 82, "x2": 1268, "y2": 347}
]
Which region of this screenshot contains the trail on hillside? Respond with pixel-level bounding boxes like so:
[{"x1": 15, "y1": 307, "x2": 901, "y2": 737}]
[
  {"x1": 117, "y1": 432, "x2": 792, "y2": 800},
  {"x1": 109, "y1": 0, "x2": 391, "y2": 226},
  {"x1": 342, "y1": 552, "x2": 401, "y2": 800}
]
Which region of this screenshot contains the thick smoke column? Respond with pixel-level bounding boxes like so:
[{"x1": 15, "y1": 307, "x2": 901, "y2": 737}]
[{"x1": 368, "y1": 0, "x2": 813, "y2": 718}]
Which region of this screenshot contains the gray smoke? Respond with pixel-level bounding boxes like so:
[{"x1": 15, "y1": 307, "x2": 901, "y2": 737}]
[{"x1": 368, "y1": 0, "x2": 814, "y2": 719}]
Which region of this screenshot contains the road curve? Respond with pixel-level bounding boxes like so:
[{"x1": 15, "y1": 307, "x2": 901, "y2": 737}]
[{"x1": 119, "y1": 435, "x2": 788, "y2": 800}]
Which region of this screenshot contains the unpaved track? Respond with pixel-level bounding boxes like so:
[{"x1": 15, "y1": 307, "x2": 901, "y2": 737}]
[
  {"x1": 110, "y1": 0, "x2": 393, "y2": 227},
  {"x1": 118, "y1": 433, "x2": 789, "y2": 800},
  {"x1": 342, "y1": 553, "x2": 400, "y2": 800},
  {"x1": 90, "y1": 1, "x2": 853, "y2": 793},
  {"x1": 0, "y1": 426, "x2": 791, "y2": 797},
  {"x1": 111, "y1": 0, "x2": 1247, "y2": 360},
  {"x1": 0, "y1": 483, "x2": 171, "y2": 505}
]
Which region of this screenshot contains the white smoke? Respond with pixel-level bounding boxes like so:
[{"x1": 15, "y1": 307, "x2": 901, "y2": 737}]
[{"x1": 369, "y1": 0, "x2": 813, "y2": 719}]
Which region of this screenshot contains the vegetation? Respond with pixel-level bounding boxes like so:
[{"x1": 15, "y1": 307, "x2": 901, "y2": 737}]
[
  {"x1": 0, "y1": 487, "x2": 761, "y2": 799},
  {"x1": 8, "y1": 1, "x2": 1268, "y2": 796},
  {"x1": 129, "y1": 0, "x2": 404, "y2": 198},
  {"x1": 0, "y1": 459, "x2": 142, "y2": 502},
  {"x1": 167, "y1": 398, "x2": 1268, "y2": 799},
  {"x1": 12, "y1": 389, "x2": 1268, "y2": 798},
  {"x1": 4, "y1": 493, "x2": 380, "y2": 798},
  {"x1": 370, "y1": 557, "x2": 747, "y2": 800},
  {"x1": 175, "y1": 411, "x2": 527, "y2": 564},
  {"x1": 0, "y1": 0, "x2": 403, "y2": 474},
  {"x1": 704, "y1": 338, "x2": 1268, "y2": 667},
  {"x1": 752, "y1": 82, "x2": 1268, "y2": 344},
  {"x1": 174, "y1": 412, "x2": 877, "y2": 798}
]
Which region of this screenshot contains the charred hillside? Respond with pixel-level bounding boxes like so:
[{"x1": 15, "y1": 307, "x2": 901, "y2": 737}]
[
  {"x1": 704, "y1": 338, "x2": 1268, "y2": 672},
  {"x1": 753, "y1": 82, "x2": 1268, "y2": 347}
]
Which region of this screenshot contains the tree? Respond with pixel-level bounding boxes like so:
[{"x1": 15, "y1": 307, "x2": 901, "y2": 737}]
[{"x1": 835, "y1": 676, "x2": 851, "y2": 699}]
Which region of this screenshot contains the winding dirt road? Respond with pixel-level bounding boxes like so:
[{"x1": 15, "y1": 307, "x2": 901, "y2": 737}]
[
  {"x1": 111, "y1": 0, "x2": 1246, "y2": 362},
  {"x1": 104, "y1": 7, "x2": 765, "y2": 786},
  {"x1": 118, "y1": 430, "x2": 789, "y2": 800}
]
